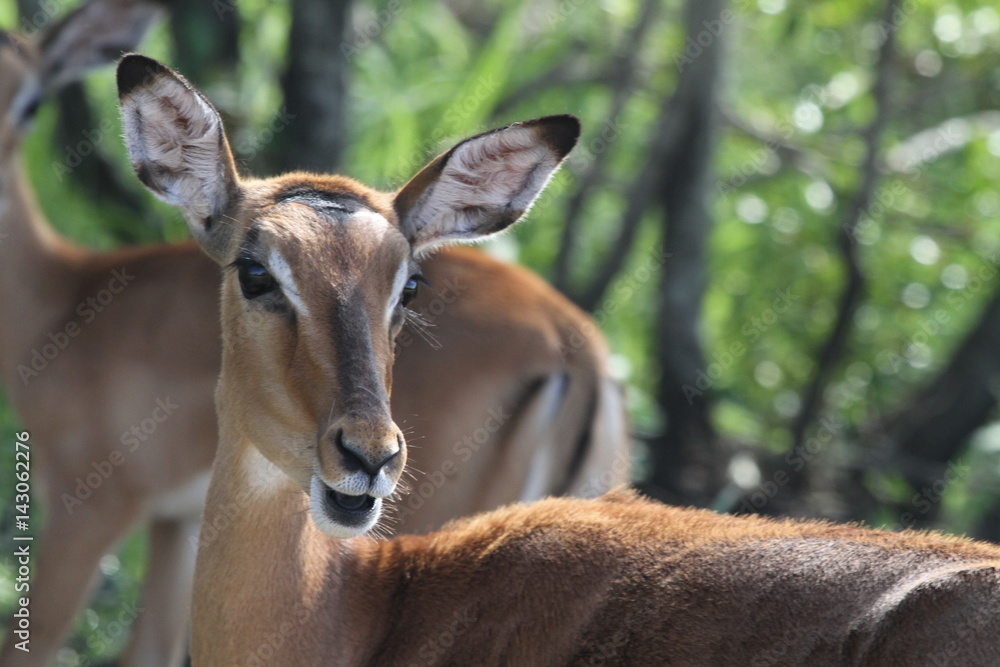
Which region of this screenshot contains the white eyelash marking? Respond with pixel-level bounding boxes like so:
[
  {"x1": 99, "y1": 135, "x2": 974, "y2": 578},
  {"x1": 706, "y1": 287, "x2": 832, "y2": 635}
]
[
  {"x1": 268, "y1": 248, "x2": 309, "y2": 317},
  {"x1": 387, "y1": 261, "x2": 411, "y2": 327}
]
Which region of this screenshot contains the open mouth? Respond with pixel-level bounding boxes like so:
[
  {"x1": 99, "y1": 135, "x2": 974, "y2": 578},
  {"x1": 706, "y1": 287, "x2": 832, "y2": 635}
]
[
  {"x1": 309, "y1": 476, "x2": 381, "y2": 538},
  {"x1": 325, "y1": 488, "x2": 377, "y2": 517}
]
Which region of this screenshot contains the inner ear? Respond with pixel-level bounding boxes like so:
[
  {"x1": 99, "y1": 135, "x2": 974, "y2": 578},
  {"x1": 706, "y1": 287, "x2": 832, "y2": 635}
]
[
  {"x1": 117, "y1": 54, "x2": 242, "y2": 263},
  {"x1": 394, "y1": 115, "x2": 580, "y2": 254}
]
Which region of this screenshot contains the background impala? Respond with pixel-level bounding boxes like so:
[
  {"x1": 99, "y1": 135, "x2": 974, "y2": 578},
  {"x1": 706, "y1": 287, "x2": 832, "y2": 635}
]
[{"x1": 0, "y1": 1, "x2": 626, "y2": 664}]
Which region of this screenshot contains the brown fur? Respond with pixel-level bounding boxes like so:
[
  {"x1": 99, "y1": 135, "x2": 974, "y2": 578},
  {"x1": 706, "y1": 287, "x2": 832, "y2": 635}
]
[
  {"x1": 200, "y1": 484, "x2": 1000, "y2": 665},
  {"x1": 115, "y1": 57, "x2": 1000, "y2": 667},
  {"x1": 0, "y1": 19, "x2": 625, "y2": 667}
]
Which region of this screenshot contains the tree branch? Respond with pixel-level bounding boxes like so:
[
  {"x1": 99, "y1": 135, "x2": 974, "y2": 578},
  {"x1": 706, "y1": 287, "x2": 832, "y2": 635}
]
[
  {"x1": 552, "y1": 0, "x2": 658, "y2": 293},
  {"x1": 787, "y1": 0, "x2": 900, "y2": 468},
  {"x1": 717, "y1": 107, "x2": 829, "y2": 182},
  {"x1": 867, "y1": 279, "x2": 1000, "y2": 527},
  {"x1": 491, "y1": 57, "x2": 590, "y2": 120}
]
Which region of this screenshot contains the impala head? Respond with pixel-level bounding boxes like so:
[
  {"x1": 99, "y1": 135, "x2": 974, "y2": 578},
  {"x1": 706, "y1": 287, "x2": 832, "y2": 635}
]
[
  {"x1": 0, "y1": 0, "x2": 159, "y2": 158},
  {"x1": 116, "y1": 54, "x2": 579, "y2": 538}
]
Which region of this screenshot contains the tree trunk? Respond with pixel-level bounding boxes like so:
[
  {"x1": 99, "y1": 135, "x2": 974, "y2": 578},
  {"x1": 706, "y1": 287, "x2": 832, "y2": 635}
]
[
  {"x1": 873, "y1": 279, "x2": 1000, "y2": 528},
  {"x1": 643, "y1": 0, "x2": 727, "y2": 505},
  {"x1": 272, "y1": 0, "x2": 353, "y2": 173}
]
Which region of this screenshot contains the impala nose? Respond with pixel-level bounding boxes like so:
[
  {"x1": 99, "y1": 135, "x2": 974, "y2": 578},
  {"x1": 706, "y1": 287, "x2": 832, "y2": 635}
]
[
  {"x1": 335, "y1": 427, "x2": 401, "y2": 476},
  {"x1": 318, "y1": 415, "x2": 405, "y2": 496}
]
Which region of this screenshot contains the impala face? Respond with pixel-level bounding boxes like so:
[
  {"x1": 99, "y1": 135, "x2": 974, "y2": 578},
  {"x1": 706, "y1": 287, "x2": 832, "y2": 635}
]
[
  {"x1": 217, "y1": 178, "x2": 414, "y2": 537},
  {"x1": 118, "y1": 54, "x2": 579, "y2": 538}
]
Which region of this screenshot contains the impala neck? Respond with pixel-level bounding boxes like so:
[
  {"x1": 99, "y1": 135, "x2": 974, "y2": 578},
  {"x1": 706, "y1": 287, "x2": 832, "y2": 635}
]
[
  {"x1": 0, "y1": 153, "x2": 83, "y2": 386},
  {"x1": 192, "y1": 419, "x2": 399, "y2": 665}
]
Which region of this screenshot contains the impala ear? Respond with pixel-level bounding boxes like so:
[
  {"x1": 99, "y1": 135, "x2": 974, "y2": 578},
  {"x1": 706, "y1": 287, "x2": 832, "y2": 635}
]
[
  {"x1": 117, "y1": 54, "x2": 241, "y2": 263},
  {"x1": 394, "y1": 115, "x2": 580, "y2": 255},
  {"x1": 38, "y1": 0, "x2": 163, "y2": 91}
]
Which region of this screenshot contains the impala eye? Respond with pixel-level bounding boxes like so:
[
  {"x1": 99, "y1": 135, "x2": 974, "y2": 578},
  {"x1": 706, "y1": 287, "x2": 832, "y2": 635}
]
[
  {"x1": 237, "y1": 259, "x2": 277, "y2": 299},
  {"x1": 401, "y1": 275, "x2": 423, "y2": 307}
]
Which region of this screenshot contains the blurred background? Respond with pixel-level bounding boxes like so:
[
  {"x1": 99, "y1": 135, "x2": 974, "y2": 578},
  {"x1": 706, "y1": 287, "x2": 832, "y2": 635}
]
[{"x1": 2, "y1": 0, "x2": 1000, "y2": 662}]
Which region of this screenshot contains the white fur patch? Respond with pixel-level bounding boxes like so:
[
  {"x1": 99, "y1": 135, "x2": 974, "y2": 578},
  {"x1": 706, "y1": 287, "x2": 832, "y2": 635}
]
[
  {"x1": 517, "y1": 374, "x2": 570, "y2": 502},
  {"x1": 350, "y1": 208, "x2": 393, "y2": 240},
  {"x1": 315, "y1": 464, "x2": 396, "y2": 499},
  {"x1": 268, "y1": 248, "x2": 309, "y2": 316},
  {"x1": 242, "y1": 445, "x2": 287, "y2": 494},
  {"x1": 404, "y1": 125, "x2": 560, "y2": 251},
  {"x1": 386, "y1": 261, "x2": 411, "y2": 326}
]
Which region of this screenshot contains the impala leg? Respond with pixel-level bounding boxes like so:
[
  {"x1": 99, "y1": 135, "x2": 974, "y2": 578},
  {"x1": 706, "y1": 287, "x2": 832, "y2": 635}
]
[
  {"x1": 0, "y1": 497, "x2": 140, "y2": 667},
  {"x1": 120, "y1": 517, "x2": 199, "y2": 667}
]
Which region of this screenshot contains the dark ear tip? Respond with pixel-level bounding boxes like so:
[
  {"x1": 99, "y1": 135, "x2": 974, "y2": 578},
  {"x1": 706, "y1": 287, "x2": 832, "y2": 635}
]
[
  {"x1": 532, "y1": 114, "x2": 581, "y2": 159},
  {"x1": 116, "y1": 53, "x2": 167, "y2": 99}
]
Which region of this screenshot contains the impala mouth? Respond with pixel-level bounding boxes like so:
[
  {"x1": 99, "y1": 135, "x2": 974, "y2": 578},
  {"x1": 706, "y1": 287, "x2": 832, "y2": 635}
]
[
  {"x1": 309, "y1": 476, "x2": 381, "y2": 538},
  {"x1": 326, "y1": 488, "x2": 377, "y2": 515}
]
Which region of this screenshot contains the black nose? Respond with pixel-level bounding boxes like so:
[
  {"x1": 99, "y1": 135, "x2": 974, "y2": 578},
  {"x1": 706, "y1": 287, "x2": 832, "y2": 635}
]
[{"x1": 335, "y1": 428, "x2": 400, "y2": 476}]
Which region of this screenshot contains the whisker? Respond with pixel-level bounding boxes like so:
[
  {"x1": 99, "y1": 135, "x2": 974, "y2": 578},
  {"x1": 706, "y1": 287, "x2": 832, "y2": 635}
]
[{"x1": 404, "y1": 309, "x2": 442, "y2": 349}]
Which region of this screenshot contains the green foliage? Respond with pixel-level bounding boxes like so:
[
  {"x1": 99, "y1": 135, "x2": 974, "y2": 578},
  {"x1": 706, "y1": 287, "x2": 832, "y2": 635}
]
[{"x1": 2, "y1": 0, "x2": 1000, "y2": 662}]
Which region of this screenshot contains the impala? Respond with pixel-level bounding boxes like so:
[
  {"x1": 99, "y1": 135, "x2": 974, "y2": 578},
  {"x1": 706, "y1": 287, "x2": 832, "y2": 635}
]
[
  {"x1": 118, "y1": 54, "x2": 1000, "y2": 666},
  {"x1": 0, "y1": 3, "x2": 626, "y2": 664}
]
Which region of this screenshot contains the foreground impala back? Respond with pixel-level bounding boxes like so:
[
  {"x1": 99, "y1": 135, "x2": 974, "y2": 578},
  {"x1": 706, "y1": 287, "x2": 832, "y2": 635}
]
[
  {"x1": 118, "y1": 54, "x2": 1000, "y2": 666},
  {"x1": 0, "y1": 2, "x2": 625, "y2": 664}
]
